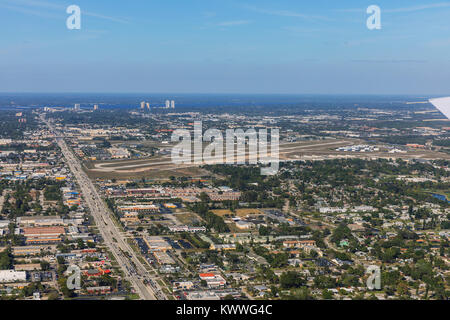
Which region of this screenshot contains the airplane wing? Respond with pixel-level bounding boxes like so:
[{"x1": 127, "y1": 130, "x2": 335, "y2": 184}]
[{"x1": 429, "y1": 97, "x2": 450, "y2": 120}]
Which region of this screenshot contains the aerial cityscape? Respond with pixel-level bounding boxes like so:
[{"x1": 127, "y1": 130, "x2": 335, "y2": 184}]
[
  {"x1": 0, "y1": 0, "x2": 449, "y2": 309},
  {"x1": 0, "y1": 94, "x2": 448, "y2": 302}
]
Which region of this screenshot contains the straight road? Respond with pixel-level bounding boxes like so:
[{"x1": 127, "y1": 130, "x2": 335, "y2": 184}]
[{"x1": 43, "y1": 115, "x2": 166, "y2": 300}]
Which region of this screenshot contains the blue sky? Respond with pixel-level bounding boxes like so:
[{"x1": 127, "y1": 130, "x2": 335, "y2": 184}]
[{"x1": 1, "y1": 0, "x2": 450, "y2": 94}]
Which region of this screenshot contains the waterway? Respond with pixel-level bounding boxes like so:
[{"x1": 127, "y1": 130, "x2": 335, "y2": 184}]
[{"x1": 431, "y1": 193, "x2": 450, "y2": 203}]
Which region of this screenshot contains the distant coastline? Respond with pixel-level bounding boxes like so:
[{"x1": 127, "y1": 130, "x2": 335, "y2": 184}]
[{"x1": 0, "y1": 93, "x2": 446, "y2": 110}]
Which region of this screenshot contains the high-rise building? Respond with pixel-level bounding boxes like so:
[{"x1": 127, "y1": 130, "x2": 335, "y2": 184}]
[
  {"x1": 93, "y1": 104, "x2": 99, "y2": 110},
  {"x1": 140, "y1": 101, "x2": 146, "y2": 109},
  {"x1": 146, "y1": 102, "x2": 151, "y2": 110},
  {"x1": 74, "y1": 104, "x2": 80, "y2": 111},
  {"x1": 171, "y1": 100, "x2": 175, "y2": 109},
  {"x1": 165, "y1": 100, "x2": 170, "y2": 109}
]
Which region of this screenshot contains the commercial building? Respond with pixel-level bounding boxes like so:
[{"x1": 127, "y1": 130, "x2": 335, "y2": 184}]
[
  {"x1": 235, "y1": 220, "x2": 254, "y2": 230},
  {"x1": 282, "y1": 240, "x2": 316, "y2": 249},
  {"x1": 169, "y1": 225, "x2": 206, "y2": 233},
  {"x1": 12, "y1": 245, "x2": 55, "y2": 256},
  {"x1": 184, "y1": 291, "x2": 220, "y2": 300},
  {"x1": 173, "y1": 281, "x2": 194, "y2": 290},
  {"x1": 0, "y1": 220, "x2": 10, "y2": 228},
  {"x1": 23, "y1": 226, "x2": 65, "y2": 244},
  {"x1": 210, "y1": 243, "x2": 236, "y2": 251},
  {"x1": 0, "y1": 270, "x2": 27, "y2": 283},
  {"x1": 199, "y1": 273, "x2": 226, "y2": 288},
  {"x1": 17, "y1": 216, "x2": 64, "y2": 227},
  {"x1": 118, "y1": 204, "x2": 160, "y2": 214},
  {"x1": 153, "y1": 251, "x2": 176, "y2": 265},
  {"x1": 144, "y1": 236, "x2": 172, "y2": 251},
  {"x1": 107, "y1": 147, "x2": 130, "y2": 159}
]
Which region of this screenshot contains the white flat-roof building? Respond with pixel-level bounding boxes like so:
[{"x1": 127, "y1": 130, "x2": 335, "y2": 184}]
[
  {"x1": 0, "y1": 270, "x2": 27, "y2": 283},
  {"x1": 185, "y1": 291, "x2": 220, "y2": 300},
  {"x1": 17, "y1": 216, "x2": 63, "y2": 226},
  {"x1": 0, "y1": 220, "x2": 11, "y2": 228}
]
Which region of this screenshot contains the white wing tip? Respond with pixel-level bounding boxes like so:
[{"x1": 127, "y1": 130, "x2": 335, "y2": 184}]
[{"x1": 429, "y1": 97, "x2": 450, "y2": 120}]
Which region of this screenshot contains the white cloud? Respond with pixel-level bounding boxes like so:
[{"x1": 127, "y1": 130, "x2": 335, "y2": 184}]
[
  {"x1": 0, "y1": 0, "x2": 129, "y2": 23},
  {"x1": 385, "y1": 2, "x2": 450, "y2": 13},
  {"x1": 217, "y1": 20, "x2": 252, "y2": 27},
  {"x1": 337, "y1": 2, "x2": 450, "y2": 14},
  {"x1": 244, "y1": 5, "x2": 331, "y2": 21},
  {"x1": 0, "y1": 2, "x2": 61, "y2": 19},
  {"x1": 202, "y1": 11, "x2": 216, "y2": 18}
]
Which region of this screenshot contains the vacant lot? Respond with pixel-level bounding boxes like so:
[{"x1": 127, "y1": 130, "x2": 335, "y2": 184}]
[
  {"x1": 175, "y1": 212, "x2": 203, "y2": 225},
  {"x1": 212, "y1": 208, "x2": 264, "y2": 217}
]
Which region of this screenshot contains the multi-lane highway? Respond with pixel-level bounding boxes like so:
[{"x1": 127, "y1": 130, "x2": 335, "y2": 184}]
[{"x1": 43, "y1": 115, "x2": 166, "y2": 300}]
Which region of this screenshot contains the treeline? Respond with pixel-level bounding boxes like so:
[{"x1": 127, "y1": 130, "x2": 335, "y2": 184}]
[
  {"x1": 434, "y1": 139, "x2": 450, "y2": 147},
  {"x1": 56, "y1": 110, "x2": 157, "y2": 136},
  {"x1": 189, "y1": 202, "x2": 229, "y2": 233},
  {"x1": 180, "y1": 233, "x2": 210, "y2": 249},
  {"x1": 44, "y1": 184, "x2": 63, "y2": 201},
  {"x1": 1, "y1": 179, "x2": 70, "y2": 218},
  {"x1": 205, "y1": 165, "x2": 281, "y2": 192},
  {"x1": 0, "y1": 111, "x2": 37, "y2": 139},
  {"x1": 254, "y1": 246, "x2": 289, "y2": 268},
  {"x1": 281, "y1": 159, "x2": 449, "y2": 191},
  {"x1": 0, "y1": 248, "x2": 13, "y2": 269},
  {"x1": 376, "y1": 135, "x2": 431, "y2": 146}
]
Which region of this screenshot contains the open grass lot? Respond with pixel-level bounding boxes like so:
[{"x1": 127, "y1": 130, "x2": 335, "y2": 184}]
[
  {"x1": 212, "y1": 208, "x2": 264, "y2": 217},
  {"x1": 109, "y1": 140, "x2": 169, "y2": 148},
  {"x1": 84, "y1": 165, "x2": 211, "y2": 180},
  {"x1": 175, "y1": 212, "x2": 203, "y2": 225},
  {"x1": 91, "y1": 156, "x2": 170, "y2": 168}
]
